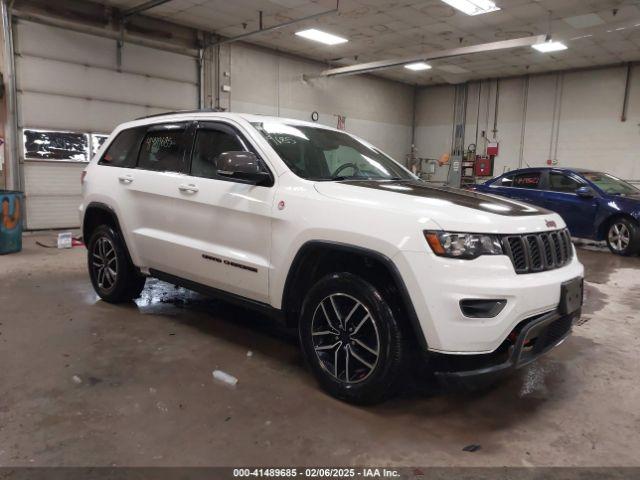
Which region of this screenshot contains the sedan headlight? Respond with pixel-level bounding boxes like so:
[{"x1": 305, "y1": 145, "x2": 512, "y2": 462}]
[{"x1": 424, "y1": 231, "x2": 503, "y2": 259}]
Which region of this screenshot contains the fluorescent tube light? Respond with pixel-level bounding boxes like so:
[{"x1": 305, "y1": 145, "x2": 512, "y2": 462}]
[
  {"x1": 295, "y1": 28, "x2": 348, "y2": 45},
  {"x1": 532, "y1": 41, "x2": 568, "y2": 52},
  {"x1": 441, "y1": 0, "x2": 500, "y2": 16},
  {"x1": 404, "y1": 62, "x2": 432, "y2": 71}
]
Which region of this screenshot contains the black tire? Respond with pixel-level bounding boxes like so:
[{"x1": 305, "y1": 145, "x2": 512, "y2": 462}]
[
  {"x1": 87, "y1": 225, "x2": 146, "y2": 303},
  {"x1": 299, "y1": 272, "x2": 405, "y2": 405},
  {"x1": 605, "y1": 217, "x2": 640, "y2": 256}
]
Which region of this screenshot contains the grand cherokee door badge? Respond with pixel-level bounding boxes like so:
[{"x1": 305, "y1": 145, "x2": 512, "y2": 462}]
[{"x1": 202, "y1": 254, "x2": 258, "y2": 273}]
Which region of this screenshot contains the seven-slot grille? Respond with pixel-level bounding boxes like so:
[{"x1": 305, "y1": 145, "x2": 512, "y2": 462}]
[{"x1": 502, "y1": 229, "x2": 573, "y2": 274}]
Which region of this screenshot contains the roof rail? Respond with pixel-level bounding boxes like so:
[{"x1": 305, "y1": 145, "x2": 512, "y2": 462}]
[{"x1": 135, "y1": 107, "x2": 227, "y2": 120}]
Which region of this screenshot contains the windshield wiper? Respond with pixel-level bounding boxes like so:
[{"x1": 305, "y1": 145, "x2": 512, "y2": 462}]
[{"x1": 329, "y1": 175, "x2": 372, "y2": 181}]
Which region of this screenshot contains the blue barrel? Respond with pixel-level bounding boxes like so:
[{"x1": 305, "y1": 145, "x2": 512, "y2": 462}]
[{"x1": 0, "y1": 190, "x2": 23, "y2": 254}]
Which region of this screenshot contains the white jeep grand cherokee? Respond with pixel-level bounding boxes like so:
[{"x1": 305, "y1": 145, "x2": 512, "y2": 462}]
[{"x1": 80, "y1": 111, "x2": 584, "y2": 404}]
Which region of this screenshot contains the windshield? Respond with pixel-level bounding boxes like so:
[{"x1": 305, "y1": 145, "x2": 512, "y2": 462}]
[
  {"x1": 252, "y1": 121, "x2": 415, "y2": 181},
  {"x1": 582, "y1": 172, "x2": 640, "y2": 196}
]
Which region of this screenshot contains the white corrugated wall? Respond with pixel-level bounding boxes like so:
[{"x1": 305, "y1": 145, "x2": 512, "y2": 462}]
[{"x1": 14, "y1": 20, "x2": 199, "y2": 229}]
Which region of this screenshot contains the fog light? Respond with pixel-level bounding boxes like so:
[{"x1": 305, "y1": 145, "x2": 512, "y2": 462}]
[{"x1": 460, "y1": 299, "x2": 507, "y2": 318}]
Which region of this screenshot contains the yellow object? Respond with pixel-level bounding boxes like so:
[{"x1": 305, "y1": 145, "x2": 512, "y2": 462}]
[
  {"x1": 438, "y1": 153, "x2": 450, "y2": 166},
  {"x1": 2, "y1": 196, "x2": 20, "y2": 230}
]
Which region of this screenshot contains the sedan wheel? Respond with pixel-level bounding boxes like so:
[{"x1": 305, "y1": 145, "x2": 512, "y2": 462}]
[
  {"x1": 606, "y1": 218, "x2": 640, "y2": 256},
  {"x1": 608, "y1": 223, "x2": 630, "y2": 252}
]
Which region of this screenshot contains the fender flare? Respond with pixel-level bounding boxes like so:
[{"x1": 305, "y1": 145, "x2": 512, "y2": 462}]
[
  {"x1": 282, "y1": 240, "x2": 428, "y2": 351},
  {"x1": 82, "y1": 202, "x2": 122, "y2": 239},
  {"x1": 82, "y1": 202, "x2": 137, "y2": 266}
]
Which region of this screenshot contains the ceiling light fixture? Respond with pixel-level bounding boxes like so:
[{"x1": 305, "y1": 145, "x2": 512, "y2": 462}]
[
  {"x1": 438, "y1": 64, "x2": 470, "y2": 74},
  {"x1": 532, "y1": 41, "x2": 568, "y2": 52},
  {"x1": 441, "y1": 0, "x2": 500, "y2": 16},
  {"x1": 404, "y1": 62, "x2": 432, "y2": 71},
  {"x1": 295, "y1": 28, "x2": 348, "y2": 45}
]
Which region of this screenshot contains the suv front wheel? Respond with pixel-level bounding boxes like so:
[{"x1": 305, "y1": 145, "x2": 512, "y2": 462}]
[
  {"x1": 299, "y1": 272, "x2": 405, "y2": 404},
  {"x1": 88, "y1": 225, "x2": 146, "y2": 303}
]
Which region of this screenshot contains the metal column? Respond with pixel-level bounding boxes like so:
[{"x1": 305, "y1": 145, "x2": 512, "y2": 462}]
[
  {"x1": 447, "y1": 83, "x2": 468, "y2": 188},
  {"x1": 1, "y1": 0, "x2": 19, "y2": 191}
]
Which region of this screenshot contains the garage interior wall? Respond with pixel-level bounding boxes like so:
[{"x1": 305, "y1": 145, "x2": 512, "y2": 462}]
[
  {"x1": 416, "y1": 64, "x2": 640, "y2": 184},
  {"x1": 14, "y1": 20, "x2": 198, "y2": 229},
  {"x1": 225, "y1": 43, "x2": 414, "y2": 164}
]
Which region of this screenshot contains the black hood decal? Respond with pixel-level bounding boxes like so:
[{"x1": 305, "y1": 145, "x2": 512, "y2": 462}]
[{"x1": 339, "y1": 180, "x2": 552, "y2": 217}]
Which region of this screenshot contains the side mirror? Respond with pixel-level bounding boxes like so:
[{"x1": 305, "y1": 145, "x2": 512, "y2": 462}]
[
  {"x1": 215, "y1": 151, "x2": 270, "y2": 185},
  {"x1": 576, "y1": 186, "x2": 594, "y2": 198}
]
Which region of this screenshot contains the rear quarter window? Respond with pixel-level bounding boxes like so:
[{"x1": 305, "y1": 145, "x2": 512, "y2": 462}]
[
  {"x1": 513, "y1": 172, "x2": 541, "y2": 189},
  {"x1": 99, "y1": 127, "x2": 146, "y2": 168}
]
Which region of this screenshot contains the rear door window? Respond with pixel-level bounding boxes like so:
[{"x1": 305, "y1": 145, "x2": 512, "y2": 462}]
[
  {"x1": 513, "y1": 172, "x2": 541, "y2": 189},
  {"x1": 137, "y1": 123, "x2": 190, "y2": 173},
  {"x1": 99, "y1": 127, "x2": 146, "y2": 168}
]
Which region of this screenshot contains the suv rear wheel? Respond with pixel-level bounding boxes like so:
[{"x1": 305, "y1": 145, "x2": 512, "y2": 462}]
[
  {"x1": 299, "y1": 272, "x2": 405, "y2": 404},
  {"x1": 88, "y1": 225, "x2": 146, "y2": 303},
  {"x1": 606, "y1": 217, "x2": 640, "y2": 256}
]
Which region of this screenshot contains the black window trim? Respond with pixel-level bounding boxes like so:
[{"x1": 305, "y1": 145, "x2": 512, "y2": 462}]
[
  {"x1": 491, "y1": 169, "x2": 596, "y2": 196},
  {"x1": 188, "y1": 120, "x2": 275, "y2": 187}
]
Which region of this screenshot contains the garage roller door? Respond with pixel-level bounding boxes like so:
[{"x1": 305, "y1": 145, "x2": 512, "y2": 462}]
[{"x1": 14, "y1": 20, "x2": 198, "y2": 229}]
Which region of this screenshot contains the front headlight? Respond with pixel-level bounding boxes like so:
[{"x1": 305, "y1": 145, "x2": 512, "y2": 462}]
[{"x1": 424, "y1": 231, "x2": 503, "y2": 259}]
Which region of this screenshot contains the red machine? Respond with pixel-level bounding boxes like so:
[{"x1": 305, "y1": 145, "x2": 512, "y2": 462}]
[
  {"x1": 475, "y1": 155, "x2": 494, "y2": 177},
  {"x1": 487, "y1": 141, "x2": 499, "y2": 156}
]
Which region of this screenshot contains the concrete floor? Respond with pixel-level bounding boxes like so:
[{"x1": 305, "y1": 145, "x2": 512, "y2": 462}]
[{"x1": 1, "y1": 235, "x2": 639, "y2": 467}]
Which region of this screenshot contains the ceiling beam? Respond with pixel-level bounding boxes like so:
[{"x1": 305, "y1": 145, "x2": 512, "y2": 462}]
[
  {"x1": 122, "y1": 0, "x2": 174, "y2": 18},
  {"x1": 210, "y1": 6, "x2": 339, "y2": 47},
  {"x1": 310, "y1": 35, "x2": 547, "y2": 78}
]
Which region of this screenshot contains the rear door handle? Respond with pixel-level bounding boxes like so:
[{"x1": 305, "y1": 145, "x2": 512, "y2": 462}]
[
  {"x1": 118, "y1": 174, "x2": 134, "y2": 184},
  {"x1": 178, "y1": 184, "x2": 199, "y2": 193}
]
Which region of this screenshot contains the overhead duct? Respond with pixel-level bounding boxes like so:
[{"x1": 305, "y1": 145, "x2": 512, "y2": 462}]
[
  {"x1": 122, "y1": 0, "x2": 175, "y2": 18},
  {"x1": 307, "y1": 35, "x2": 547, "y2": 79}
]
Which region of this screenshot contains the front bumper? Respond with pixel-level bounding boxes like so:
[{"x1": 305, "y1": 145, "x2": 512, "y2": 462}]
[
  {"x1": 432, "y1": 308, "x2": 579, "y2": 388},
  {"x1": 394, "y1": 249, "x2": 584, "y2": 353}
]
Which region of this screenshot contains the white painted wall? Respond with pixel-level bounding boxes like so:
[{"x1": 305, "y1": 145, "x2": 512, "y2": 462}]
[
  {"x1": 414, "y1": 84, "x2": 454, "y2": 182},
  {"x1": 227, "y1": 43, "x2": 414, "y2": 164},
  {"x1": 416, "y1": 65, "x2": 640, "y2": 183}
]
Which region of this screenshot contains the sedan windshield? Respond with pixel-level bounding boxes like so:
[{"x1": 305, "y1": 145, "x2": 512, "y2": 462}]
[
  {"x1": 582, "y1": 172, "x2": 640, "y2": 196},
  {"x1": 252, "y1": 121, "x2": 414, "y2": 181}
]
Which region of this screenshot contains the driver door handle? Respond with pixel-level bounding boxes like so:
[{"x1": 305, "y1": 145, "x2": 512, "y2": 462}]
[
  {"x1": 178, "y1": 183, "x2": 199, "y2": 194},
  {"x1": 118, "y1": 174, "x2": 134, "y2": 184}
]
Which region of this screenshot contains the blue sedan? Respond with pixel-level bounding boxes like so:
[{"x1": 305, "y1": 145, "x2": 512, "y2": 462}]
[{"x1": 474, "y1": 167, "x2": 640, "y2": 256}]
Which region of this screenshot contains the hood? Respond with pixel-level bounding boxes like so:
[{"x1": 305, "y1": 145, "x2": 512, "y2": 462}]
[
  {"x1": 315, "y1": 179, "x2": 551, "y2": 217},
  {"x1": 604, "y1": 193, "x2": 640, "y2": 215}
]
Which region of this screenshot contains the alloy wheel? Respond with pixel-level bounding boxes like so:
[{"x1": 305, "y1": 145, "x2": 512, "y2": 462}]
[
  {"x1": 608, "y1": 223, "x2": 630, "y2": 252},
  {"x1": 92, "y1": 237, "x2": 118, "y2": 291},
  {"x1": 311, "y1": 293, "x2": 380, "y2": 384}
]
